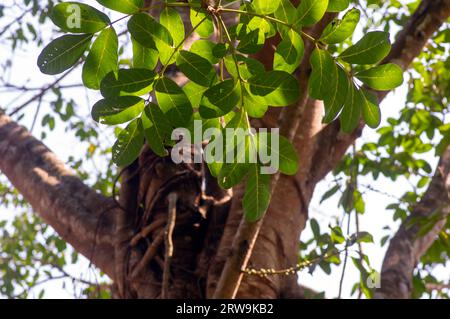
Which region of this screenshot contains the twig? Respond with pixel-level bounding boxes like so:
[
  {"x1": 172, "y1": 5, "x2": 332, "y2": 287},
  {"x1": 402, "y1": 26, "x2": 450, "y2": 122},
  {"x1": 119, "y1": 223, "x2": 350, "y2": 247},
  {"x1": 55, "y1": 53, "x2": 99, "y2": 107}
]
[
  {"x1": 131, "y1": 231, "x2": 165, "y2": 278},
  {"x1": 131, "y1": 218, "x2": 166, "y2": 247},
  {"x1": 338, "y1": 213, "x2": 351, "y2": 298},
  {"x1": 8, "y1": 63, "x2": 80, "y2": 116},
  {"x1": 162, "y1": 193, "x2": 178, "y2": 299}
]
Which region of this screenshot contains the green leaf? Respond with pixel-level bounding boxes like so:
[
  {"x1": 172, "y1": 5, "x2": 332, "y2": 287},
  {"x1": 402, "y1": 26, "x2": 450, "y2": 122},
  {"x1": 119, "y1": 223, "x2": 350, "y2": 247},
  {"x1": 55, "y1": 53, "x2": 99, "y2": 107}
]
[
  {"x1": 243, "y1": 164, "x2": 271, "y2": 222},
  {"x1": 274, "y1": 29, "x2": 304, "y2": 73},
  {"x1": 295, "y1": 0, "x2": 329, "y2": 27},
  {"x1": 176, "y1": 50, "x2": 217, "y2": 87},
  {"x1": 191, "y1": 40, "x2": 220, "y2": 64},
  {"x1": 100, "y1": 68, "x2": 156, "y2": 98},
  {"x1": 140, "y1": 103, "x2": 172, "y2": 157},
  {"x1": 91, "y1": 96, "x2": 145, "y2": 125},
  {"x1": 50, "y1": 2, "x2": 110, "y2": 33},
  {"x1": 212, "y1": 43, "x2": 230, "y2": 59},
  {"x1": 320, "y1": 8, "x2": 360, "y2": 44},
  {"x1": 128, "y1": 13, "x2": 173, "y2": 48},
  {"x1": 242, "y1": 85, "x2": 268, "y2": 118},
  {"x1": 309, "y1": 48, "x2": 336, "y2": 100},
  {"x1": 199, "y1": 79, "x2": 240, "y2": 119},
  {"x1": 82, "y1": 28, "x2": 118, "y2": 90},
  {"x1": 340, "y1": 83, "x2": 361, "y2": 133},
  {"x1": 320, "y1": 185, "x2": 340, "y2": 203},
  {"x1": 224, "y1": 55, "x2": 265, "y2": 81},
  {"x1": 339, "y1": 31, "x2": 391, "y2": 65},
  {"x1": 274, "y1": 0, "x2": 297, "y2": 25},
  {"x1": 112, "y1": 119, "x2": 144, "y2": 166},
  {"x1": 183, "y1": 81, "x2": 208, "y2": 109},
  {"x1": 360, "y1": 89, "x2": 381, "y2": 128},
  {"x1": 249, "y1": 71, "x2": 300, "y2": 106},
  {"x1": 253, "y1": 0, "x2": 281, "y2": 15},
  {"x1": 160, "y1": 7, "x2": 185, "y2": 47},
  {"x1": 257, "y1": 132, "x2": 299, "y2": 175},
  {"x1": 218, "y1": 112, "x2": 251, "y2": 189},
  {"x1": 132, "y1": 37, "x2": 158, "y2": 69},
  {"x1": 355, "y1": 63, "x2": 404, "y2": 90},
  {"x1": 96, "y1": 0, "x2": 143, "y2": 14},
  {"x1": 190, "y1": 7, "x2": 214, "y2": 38},
  {"x1": 310, "y1": 218, "x2": 321, "y2": 238},
  {"x1": 154, "y1": 77, "x2": 193, "y2": 127},
  {"x1": 355, "y1": 232, "x2": 374, "y2": 243},
  {"x1": 237, "y1": 26, "x2": 265, "y2": 54},
  {"x1": 37, "y1": 34, "x2": 92, "y2": 75},
  {"x1": 323, "y1": 64, "x2": 349, "y2": 123},
  {"x1": 327, "y1": 0, "x2": 350, "y2": 12}
]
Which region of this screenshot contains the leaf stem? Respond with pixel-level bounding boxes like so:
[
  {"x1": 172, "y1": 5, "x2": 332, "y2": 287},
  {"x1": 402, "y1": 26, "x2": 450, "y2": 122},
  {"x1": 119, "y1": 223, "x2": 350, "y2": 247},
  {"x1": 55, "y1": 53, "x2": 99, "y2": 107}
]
[
  {"x1": 160, "y1": 16, "x2": 208, "y2": 76},
  {"x1": 217, "y1": 7, "x2": 317, "y2": 43}
]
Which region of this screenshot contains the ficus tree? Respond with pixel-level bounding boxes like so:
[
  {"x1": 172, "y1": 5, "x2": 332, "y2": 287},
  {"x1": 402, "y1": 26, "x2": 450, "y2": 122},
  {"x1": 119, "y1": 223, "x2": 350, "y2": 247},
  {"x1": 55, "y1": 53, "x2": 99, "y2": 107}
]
[{"x1": 0, "y1": 0, "x2": 449, "y2": 299}]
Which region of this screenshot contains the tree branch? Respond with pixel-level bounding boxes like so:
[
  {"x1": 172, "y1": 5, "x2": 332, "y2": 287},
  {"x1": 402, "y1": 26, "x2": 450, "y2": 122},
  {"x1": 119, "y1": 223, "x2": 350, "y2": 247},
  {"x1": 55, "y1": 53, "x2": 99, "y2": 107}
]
[
  {"x1": 310, "y1": 0, "x2": 450, "y2": 185},
  {"x1": 375, "y1": 145, "x2": 450, "y2": 299},
  {"x1": 0, "y1": 112, "x2": 117, "y2": 278},
  {"x1": 212, "y1": 13, "x2": 336, "y2": 299}
]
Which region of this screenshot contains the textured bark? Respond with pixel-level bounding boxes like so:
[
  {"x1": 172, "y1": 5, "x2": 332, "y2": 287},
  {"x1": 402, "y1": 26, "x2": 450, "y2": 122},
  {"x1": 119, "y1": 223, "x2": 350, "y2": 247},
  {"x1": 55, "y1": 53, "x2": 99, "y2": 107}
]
[
  {"x1": 0, "y1": 112, "x2": 117, "y2": 278},
  {"x1": 375, "y1": 145, "x2": 450, "y2": 299},
  {"x1": 1, "y1": 0, "x2": 449, "y2": 300}
]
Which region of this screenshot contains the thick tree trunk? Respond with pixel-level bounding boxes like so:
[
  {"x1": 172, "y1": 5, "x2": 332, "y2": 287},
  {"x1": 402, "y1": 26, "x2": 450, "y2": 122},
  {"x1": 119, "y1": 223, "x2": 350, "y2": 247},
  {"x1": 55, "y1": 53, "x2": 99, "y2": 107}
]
[{"x1": 1, "y1": 0, "x2": 450, "y2": 299}]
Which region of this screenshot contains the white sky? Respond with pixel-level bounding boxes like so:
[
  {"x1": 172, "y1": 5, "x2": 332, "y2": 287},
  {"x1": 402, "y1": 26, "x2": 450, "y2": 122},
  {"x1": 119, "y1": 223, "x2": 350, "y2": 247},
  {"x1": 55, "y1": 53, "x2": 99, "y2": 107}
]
[{"x1": 0, "y1": 0, "x2": 448, "y2": 299}]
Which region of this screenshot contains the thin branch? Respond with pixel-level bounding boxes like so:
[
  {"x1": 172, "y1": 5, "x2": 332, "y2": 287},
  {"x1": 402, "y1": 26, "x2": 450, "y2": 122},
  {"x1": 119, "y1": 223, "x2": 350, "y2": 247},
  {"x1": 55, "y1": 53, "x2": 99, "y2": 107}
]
[
  {"x1": 131, "y1": 231, "x2": 165, "y2": 279},
  {"x1": 162, "y1": 193, "x2": 178, "y2": 299},
  {"x1": 375, "y1": 144, "x2": 450, "y2": 299}
]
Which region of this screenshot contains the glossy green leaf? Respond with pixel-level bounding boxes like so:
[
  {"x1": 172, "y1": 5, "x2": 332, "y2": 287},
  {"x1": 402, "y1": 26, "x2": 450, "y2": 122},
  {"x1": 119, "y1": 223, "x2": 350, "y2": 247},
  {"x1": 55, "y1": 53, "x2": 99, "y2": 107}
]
[
  {"x1": 112, "y1": 119, "x2": 144, "y2": 166},
  {"x1": 274, "y1": 29, "x2": 304, "y2": 73},
  {"x1": 243, "y1": 164, "x2": 271, "y2": 222},
  {"x1": 360, "y1": 89, "x2": 381, "y2": 128},
  {"x1": 176, "y1": 50, "x2": 217, "y2": 87},
  {"x1": 242, "y1": 85, "x2": 268, "y2": 118},
  {"x1": 295, "y1": 0, "x2": 329, "y2": 27},
  {"x1": 190, "y1": 7, "x2": 214, "y2": 38},
  {"x1": 191, "y1": 40, "x2": 220, "y2": 64},
  {"x1": 91, "y1": 96, "x2": 145, "y2": 125},
  {"x1": 96, "y1": 0, "x2": 143, "y2": 14},
  {"x1": 237, "y1": 26, "x2": 265, "y2": 54},
  {"x1": 141, "y1": 103, "x2": 172, "y2": 157},
  {"x1": 257, "y1": 132, "x2": 299, "y2": 175},
  {"x1": 128, "y1": 13, "x2": 173, "y2": 48},
  {"x1": 132, "y1": 37, "x2": 158, "y2": 70},
  {"x1": 323, "y1": 64, "x2": 349, "y2": 123},
  {"x1": 50, "y1": 2, "x2": 110, "y2": 33},
  {"x1": 82, "y1": 28, "x2": 118, "y2": 90},
  {"x1": 37, "y1": 34, "x2": 92, "y2": 75},
  {"x1": 160, "y1": 7, "x2": 185, "y2": 47},
  {"x1": 249, "y1": 71, "x2": 300, "y2": 106},
  {"x1": 355, "y1": 63, "x2": 404, "y2": 90},
  {"x1": 218, "y1": 112, "x2": 251, "y2": 189},
  {"x1": 199, "y1": 79, "x2": 240, "y2": 119},
  {"x1": 155, "y1": 77, "x2": 193, "y2": 127},
  {"x1": 340, "y1": 83, "x2": 361, "y2": 133},
  {"x1": 253, "y1": 0, "x2": 281, "y2": 14},
  {"x1": 274, "y1": 0, "x2": 297, "y2": 25},
  {"x1": 309, "y1": 48, "x2": 335, "y2": 100},
  {"x1": 327, "y1": 0, "x2": 350, "y2": 12},
  {"x1": 320, "y1": 8, "x2": 360, "y2": 44},
  {"x1": 183, "y1": 81, "x2": 208, "y2": 109},
  {"x1": 224, "y1": 55, "x2": 266, "y2": 81},
  {"x1": 339, "y1": 31, "x2": 391, "y2": 65},
  {"x1": 100, "y1": 68, "x2": 156, "y2": 98}
]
